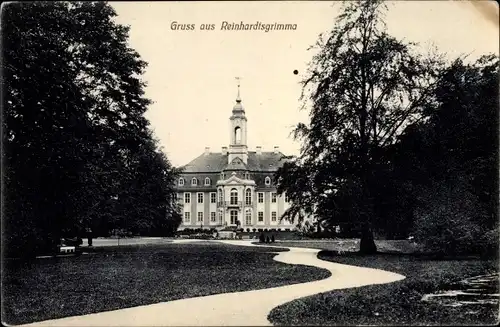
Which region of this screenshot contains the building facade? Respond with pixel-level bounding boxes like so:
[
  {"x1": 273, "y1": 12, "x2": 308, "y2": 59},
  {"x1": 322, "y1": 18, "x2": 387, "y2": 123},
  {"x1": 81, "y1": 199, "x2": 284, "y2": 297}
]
[{"x1": 174, "y1": 86, "x2": 301, "y2": 230}]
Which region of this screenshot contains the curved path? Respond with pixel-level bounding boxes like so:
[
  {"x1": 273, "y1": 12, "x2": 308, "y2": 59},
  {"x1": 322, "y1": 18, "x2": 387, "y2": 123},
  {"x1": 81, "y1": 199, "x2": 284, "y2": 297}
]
[{"x1": 22, "y1": 240, "x2": 405, "y2": 326}]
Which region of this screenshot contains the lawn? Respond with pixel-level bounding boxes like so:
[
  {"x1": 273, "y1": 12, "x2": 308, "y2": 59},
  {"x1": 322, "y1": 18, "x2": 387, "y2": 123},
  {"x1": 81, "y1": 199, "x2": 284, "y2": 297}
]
[
  {"x1": 2, "y1": 242, "x2": 331, "y2": 325},
  {"x1": 268, "y1": 251, "x2": 499, "y2": 326},
  {"x1": 255, "y1": 239, "x2": 420, "y2": 254}
]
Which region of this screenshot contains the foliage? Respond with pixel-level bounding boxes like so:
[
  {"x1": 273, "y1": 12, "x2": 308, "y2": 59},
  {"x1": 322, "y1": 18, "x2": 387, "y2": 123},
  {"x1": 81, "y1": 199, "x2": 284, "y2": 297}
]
[
  {"x1": 2, "y1": 2, "x2": 180, "y2": 257},
  {"x1": 176, "y1": 228, "x2": 216, "y2": 236},
  {"x1": 402, "y1": 55, "x2": 499, "y2": 256},
  {"x1": 276, "y1": 0, "x2": 498, "y2": 256},
  {"x1": 276, "y1": 0, "x2": 441, "y2": 253}
]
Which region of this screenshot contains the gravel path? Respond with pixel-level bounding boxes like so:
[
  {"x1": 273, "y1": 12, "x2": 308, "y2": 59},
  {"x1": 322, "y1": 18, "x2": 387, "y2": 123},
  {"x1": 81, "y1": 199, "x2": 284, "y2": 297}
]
[{"x1": 21, "y1": 239, "x2": 406, "y2": 326}]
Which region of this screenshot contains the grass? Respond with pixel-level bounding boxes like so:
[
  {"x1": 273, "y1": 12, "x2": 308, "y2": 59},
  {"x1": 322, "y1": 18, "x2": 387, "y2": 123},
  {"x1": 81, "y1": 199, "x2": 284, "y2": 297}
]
[
  {"x1": 255, "y1": 239, "x2": 420, "y2": 254},
  {"x1": 268, "y1": 251, "x2": 499, "y2": 326},
  {"x1": 2, "y1": 242, "x2": 331, "y2": 325}
]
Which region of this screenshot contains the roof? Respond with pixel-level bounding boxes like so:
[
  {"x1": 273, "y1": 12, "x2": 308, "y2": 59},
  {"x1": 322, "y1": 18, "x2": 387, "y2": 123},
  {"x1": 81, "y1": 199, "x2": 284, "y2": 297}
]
[
  {"x1": 180, "y1": 151, "x2": 287, "y2": 173},
  {"x1": 224, "y1": 157, "x2": 248, "y2": 170},
  {"x1": 180, "y1": 153, "x2": 228, "y2": 173},
  {"x1": 246, "y1": 151, "x2": 286, "y2": 171}
]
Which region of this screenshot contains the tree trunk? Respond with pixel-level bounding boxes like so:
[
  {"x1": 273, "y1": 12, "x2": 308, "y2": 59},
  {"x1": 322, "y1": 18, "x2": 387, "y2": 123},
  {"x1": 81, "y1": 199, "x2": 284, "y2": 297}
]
[{"x1": 359, "y1": 226, "x2": 377, "y2": 254}]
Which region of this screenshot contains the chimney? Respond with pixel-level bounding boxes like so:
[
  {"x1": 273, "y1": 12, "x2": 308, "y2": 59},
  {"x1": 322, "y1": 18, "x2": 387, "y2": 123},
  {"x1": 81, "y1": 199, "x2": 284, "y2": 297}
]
[
  {"x1": 274, "y1": 146, "x2": 279, "y2": 154},
  {"x1": 204, "y1": 147, "x2": 210, "y2": 155},
  {"x1": 222, "y1": 147, "x2": 228, "y2": 155},
  {"x1": 256, "y1": 146, "x2": 262, "y2": 155}
]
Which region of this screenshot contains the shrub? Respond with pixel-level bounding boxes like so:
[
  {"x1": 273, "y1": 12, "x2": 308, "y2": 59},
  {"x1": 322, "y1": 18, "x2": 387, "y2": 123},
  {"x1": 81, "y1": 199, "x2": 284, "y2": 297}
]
[
  {"x1": 265, "y1": 236, "x2": 270, "y2": 243},
  {"x1": 285, "y1": 228, "x2": 291, "y2": 232},
  {"x1": 271, "y1": 235, "x2": 275, "y2": 243},
  {"x1": 246, "y1": 228, "x2": 251, "y2": 232},
  {"x1": 258, "y1": 228, "x2": 263, "y2": 232},
  {"x1": 277, "y1": 228, "x2": 281, "y2": 232},
  {"x1": 412, "y1": 180, "x2": 495, "y2": 257},
  {"x1": 259, "y1": 233, "x2": 265, "y2": 243},
  {"x1": 264, "y1": 228, "x2": 268, "y2": 232},
  {"x1": 252, "y1": 228, "x2": 257, "y2": 232}
]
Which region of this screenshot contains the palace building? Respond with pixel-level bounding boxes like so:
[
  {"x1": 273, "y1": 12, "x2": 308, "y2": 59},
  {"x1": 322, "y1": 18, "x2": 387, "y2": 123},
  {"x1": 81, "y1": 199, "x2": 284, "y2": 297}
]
[{"x1": 174, "y1": 84, "x2": 300, "y2": 230}]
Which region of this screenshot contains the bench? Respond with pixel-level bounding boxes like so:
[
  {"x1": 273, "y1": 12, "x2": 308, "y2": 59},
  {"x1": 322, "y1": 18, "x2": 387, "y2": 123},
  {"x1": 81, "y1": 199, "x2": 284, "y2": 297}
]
[{"x1": 59, "y1": 246, "x2": 76, "y2": 254}]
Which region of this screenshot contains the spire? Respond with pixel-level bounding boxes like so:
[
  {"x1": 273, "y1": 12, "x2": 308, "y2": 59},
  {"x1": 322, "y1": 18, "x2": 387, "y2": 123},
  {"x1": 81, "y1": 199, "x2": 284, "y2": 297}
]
[
  {"x1": 232, "y1": 76, "x2": 244, "y2": 113},
  {"x1": 235, "y1": 76, "x2": 242, "y2": 103}
]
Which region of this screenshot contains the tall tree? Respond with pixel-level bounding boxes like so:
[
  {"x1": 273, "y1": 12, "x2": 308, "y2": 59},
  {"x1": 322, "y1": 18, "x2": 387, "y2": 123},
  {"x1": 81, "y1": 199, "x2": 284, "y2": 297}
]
[
  {"x1": 393, "y1": 55, "x2": 499, "y2": 256},
  {"x1": 2, "y1": 1, "x2": 180, "y2": 257},
  {"x1": 276, "y1": 0, "x2": 441, "y2": 253}
]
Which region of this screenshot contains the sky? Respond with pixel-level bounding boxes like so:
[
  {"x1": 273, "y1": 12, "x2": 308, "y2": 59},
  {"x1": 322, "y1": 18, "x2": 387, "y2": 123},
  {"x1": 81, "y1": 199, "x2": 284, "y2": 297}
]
[{"x1": 110, "y1": 1, "x2": 499, "y2": 167}]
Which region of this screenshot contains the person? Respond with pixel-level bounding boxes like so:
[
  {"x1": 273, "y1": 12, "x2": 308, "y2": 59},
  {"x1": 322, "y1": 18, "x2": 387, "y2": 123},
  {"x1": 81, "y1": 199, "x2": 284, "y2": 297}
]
[{"x1": 86, "y1": 227, "x2": 93, "y2": 247}]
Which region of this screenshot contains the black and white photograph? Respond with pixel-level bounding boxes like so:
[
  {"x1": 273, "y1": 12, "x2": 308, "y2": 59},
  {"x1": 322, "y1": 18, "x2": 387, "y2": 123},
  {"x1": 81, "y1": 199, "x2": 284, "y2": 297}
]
[{"x1": 1, "y1": 0, "x2": 499, "y2": 326}]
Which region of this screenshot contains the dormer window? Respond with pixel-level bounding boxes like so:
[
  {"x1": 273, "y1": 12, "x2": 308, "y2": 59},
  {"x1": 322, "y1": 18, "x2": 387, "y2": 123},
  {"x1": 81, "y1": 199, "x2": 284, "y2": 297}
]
[
  {"x1": 204, "y1": 177, "x2": 211, "y2": 186},
  {"x1": 179, "y1": 178, "x2": 185, "y2": 186},
  {"x1": 265, "y1": 176, "x2": 271, "y2": 186},
  {"x1": 191, "y1": 178, "x2": 198, "y2": 186}
]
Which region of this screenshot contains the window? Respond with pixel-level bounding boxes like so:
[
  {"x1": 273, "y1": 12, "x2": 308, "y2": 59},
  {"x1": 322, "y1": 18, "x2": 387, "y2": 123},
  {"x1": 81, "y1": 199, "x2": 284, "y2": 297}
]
[
  {"x1": 234, "y1": 126, "x2": 241, "y2": 144},
  {"x1": 271, "y1": 212, "x2": 277, "y2": 222},
  {"x1": 258, "y1": 193, "x2": 264, "y2": 203},
  {"x1": 184, "y1": 193, "x2": 191, "y2": 204},
  {"x1": 285, "y1": 194, "x2": 290, "y2": 202},
  {"x1": 218, "y1": 211, "x2": 223, "y2": 223},
  {"x1": 244, "y1": 172, "x2": 249, "y2": 179},
  {"x1": 265, "y1": 176, "x2": 271, "y2": 186},
  {"x1": 271, "y1": 193, "x2": 277, "y2": 203},
  {"x1": 230, "y1": 210, "x2": 238, "y2": 225},
  {"x1": 220, "y1": 172, "x2": 225, "y2": 180},
  {"x1": 197, "y1": 193, "x2": 203, "y2": 203},
  {"x1": 245, "y1": 210, "x2": 252, "y2": 225},
  {"x1": 258, "y1": 211, "x2": 264, "y2": 222},
  {"x1": 230, "y1": 188, "x2": 238, "y2": 205},
  {"x1": 197, "y1": 212, "x2": 203, "y2": 222},
  {"x1": 204, "y1": 177, "x2": 211, "y2": 186},
  {"x1": 184, "y1": 212, "x2": 191, "y2": 223},
  {"x1": 191, "y1": 178, "x2": 198, "y2": 186},
  {"x1": 210, "y1": 193, "x2": 216, "y2": 203},
  {"x1": 218, "y1": 189, "x2": 223, "y2": 203},
  {"x1": 245, "y1": 188, "x2": 252, "y2": 205},
  {"x1": 210, "y1": 212, "x2": 216, "y2": 222},
  {"x1": 179, "y1": 178, "x2": 184, "y2": 186}
]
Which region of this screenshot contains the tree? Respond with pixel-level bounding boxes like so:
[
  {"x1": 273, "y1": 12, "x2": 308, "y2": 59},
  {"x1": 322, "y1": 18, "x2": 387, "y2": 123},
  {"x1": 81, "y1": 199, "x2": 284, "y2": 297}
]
[
  {"x1": 2, "y1": 2, "x2": 180, "y2": 257},
  {"x1": 394, "y1": 55, "x2": 499, "y2": 256},
  {"x1": 276, "y1": 0, "x2": 441, "y2": 253}
]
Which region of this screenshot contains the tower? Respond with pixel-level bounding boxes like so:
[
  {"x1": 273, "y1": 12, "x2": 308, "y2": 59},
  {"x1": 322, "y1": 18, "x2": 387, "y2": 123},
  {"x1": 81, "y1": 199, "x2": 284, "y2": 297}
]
[{"x1": 228, "y1": 77, "x2": 248, "y2": 164}]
